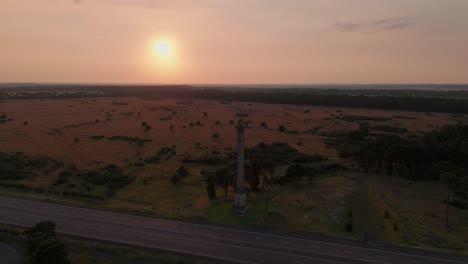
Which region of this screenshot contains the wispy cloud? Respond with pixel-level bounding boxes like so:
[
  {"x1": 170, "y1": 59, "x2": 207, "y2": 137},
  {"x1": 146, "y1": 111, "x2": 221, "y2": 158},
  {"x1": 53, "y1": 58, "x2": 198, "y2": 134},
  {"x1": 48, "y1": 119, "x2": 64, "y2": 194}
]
[
  {"x1": 332, "y1": 22, "x2": 361, "y2": 32},
  {"x1": 332, "y1": 17, "x2": 415, "y2": 33}
]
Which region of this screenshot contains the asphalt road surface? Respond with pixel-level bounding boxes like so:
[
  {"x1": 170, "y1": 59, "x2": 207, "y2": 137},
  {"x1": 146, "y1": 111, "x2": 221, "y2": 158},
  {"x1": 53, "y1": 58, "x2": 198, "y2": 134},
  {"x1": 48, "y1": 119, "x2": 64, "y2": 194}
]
[
  {"x1": 0, "y1": 242, "x2": 20, "y2": 264},
  {"x1": 0, "y1": 196, "x2": 467, "y2": 264}
]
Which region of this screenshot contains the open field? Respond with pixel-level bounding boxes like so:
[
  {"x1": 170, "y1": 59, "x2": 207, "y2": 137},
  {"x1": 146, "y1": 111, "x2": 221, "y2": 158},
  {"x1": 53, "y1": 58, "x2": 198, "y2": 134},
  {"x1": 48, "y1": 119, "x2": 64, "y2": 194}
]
[{"x1": 1, "y1": 96, "x2": 467, "y2": 253}]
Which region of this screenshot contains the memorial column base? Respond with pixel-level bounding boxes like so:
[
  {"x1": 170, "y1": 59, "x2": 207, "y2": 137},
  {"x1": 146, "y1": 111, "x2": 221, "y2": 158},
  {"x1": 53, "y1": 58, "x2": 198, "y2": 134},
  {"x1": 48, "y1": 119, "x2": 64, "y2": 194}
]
[{"x1": 232, "y1": 190, "x2": 249, "y2": 215}]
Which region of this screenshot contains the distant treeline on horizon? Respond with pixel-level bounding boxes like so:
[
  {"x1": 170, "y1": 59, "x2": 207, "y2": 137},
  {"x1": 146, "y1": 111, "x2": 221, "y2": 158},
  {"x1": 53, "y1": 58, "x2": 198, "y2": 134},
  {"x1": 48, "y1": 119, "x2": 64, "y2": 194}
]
[{"x1": 2, "y1": 84, "x2": 468, "y2": 114}]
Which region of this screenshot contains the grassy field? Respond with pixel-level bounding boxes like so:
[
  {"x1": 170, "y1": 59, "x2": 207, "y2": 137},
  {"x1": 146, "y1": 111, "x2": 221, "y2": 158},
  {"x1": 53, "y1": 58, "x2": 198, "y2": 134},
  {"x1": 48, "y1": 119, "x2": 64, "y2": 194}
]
[
  {"x1": 1, "y1": 97, "x2": 467, "y2": 253},
  {"x1": 366, "y1": 174, "x2": 468, "y2": 253}
]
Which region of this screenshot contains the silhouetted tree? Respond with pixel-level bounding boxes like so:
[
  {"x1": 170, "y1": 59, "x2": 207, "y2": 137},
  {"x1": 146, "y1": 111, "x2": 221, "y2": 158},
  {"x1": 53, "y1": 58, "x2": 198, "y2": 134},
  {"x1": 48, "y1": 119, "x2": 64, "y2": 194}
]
[
  {"x1": 23, "y1": 221, "x2": 69, "y2": 264},
  {"x1": 206, "y1": 174, "x2": 217, "y2": 200}
]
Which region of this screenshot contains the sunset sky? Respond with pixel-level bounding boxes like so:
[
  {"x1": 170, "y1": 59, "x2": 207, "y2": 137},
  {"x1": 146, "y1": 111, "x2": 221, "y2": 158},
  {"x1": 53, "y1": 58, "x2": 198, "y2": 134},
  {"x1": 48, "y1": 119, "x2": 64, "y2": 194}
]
[{"x1": 1, "y1": 0, "x2": 468, "y2": 84}]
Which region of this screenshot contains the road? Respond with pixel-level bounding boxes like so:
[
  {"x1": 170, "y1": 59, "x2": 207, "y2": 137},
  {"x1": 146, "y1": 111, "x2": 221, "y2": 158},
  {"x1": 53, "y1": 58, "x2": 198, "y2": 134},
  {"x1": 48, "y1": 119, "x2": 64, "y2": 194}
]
[
  {"x1": 0, "y1": 196, "x2": 466, "y2": 264},
  {"x1": 0, "y1": 242, "x2": 20, "y2": 264}
]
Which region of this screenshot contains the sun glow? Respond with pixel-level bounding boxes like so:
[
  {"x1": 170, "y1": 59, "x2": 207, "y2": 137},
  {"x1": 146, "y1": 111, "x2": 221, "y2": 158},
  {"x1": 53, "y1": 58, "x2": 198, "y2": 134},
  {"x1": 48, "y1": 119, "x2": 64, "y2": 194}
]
[
  {"x1": 153, "y1": 40, "x2": 172, "y2": 59},
  {"x1": 142, "y1": 37, "x2": 183, "y2": 81}
]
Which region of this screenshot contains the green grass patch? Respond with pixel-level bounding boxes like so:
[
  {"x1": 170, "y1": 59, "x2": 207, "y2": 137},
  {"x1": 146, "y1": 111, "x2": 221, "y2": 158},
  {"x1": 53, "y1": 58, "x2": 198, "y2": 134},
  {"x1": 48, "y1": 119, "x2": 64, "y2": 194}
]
[{"x1": 206, "y1": 200, "x2": 266, "y2": 226}]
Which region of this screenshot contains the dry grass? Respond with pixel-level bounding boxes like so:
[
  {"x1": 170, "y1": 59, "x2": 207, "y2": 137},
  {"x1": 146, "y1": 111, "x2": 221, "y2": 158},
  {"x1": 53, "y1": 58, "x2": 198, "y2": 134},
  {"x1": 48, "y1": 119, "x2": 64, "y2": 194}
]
[
  {"x1": 0, "y1": 97, "x2": 465, "y2": 251},
  {"x1": 367, "y1": 174, "x2": 468, "y2": 252}
]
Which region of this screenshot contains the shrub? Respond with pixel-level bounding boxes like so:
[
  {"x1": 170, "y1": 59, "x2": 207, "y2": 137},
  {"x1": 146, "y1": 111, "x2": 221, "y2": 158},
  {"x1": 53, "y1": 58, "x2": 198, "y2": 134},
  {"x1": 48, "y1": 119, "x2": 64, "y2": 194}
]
[
  {"x1": 177, "y1": 165, "x2": 189, "y2": 177},
  {"x1": 171, "y1": 174, "x2": 180, "y2": 184},
  {"x1": 450, "y1": 199, "x2": 467, "y2": 210},
  {"x1": 260, "y1": 122, "x2": 267, "y2": 128},
  {"x1": 212, "y1": 133, "x2": 220, "y2": 139},
  {"x1": 278, "y1": 125, "x2": 286, "y2": 132}
]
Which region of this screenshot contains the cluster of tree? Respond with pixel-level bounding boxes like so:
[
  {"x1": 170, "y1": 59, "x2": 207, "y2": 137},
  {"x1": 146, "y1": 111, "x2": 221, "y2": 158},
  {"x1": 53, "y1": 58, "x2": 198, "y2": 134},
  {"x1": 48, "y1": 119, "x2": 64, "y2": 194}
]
[
  {"x1": 328, "y1": 124, "x2": 468, "y2": 198},
  {"x1": 0, "y1": 152, "x2": 64, "y2": 180},
  {"x1": 204, "y1": 142, "x2": 333, "y2": 199},
  {"x1": 23, "y1": 221, "x2": 69, "y2": 264},
  {"x1": 336, "y1": 115, "x2": 392, "y2": 122},
  {"x1": 0, "y1": 90, "x2": 107, "y2": 100},
  {"x1": 371, "y1": 125, "x2": 408, "y2": 134},
  {"x1": 143, "y1": 146, "x2": 177, "y2": 164},
  {"x1": 121, "y1": 88, "x2": 468, "y2": 114},
  {"x1": 107, "y1": 135, "x2": 152, "y2": 144},
  {"x1": 5, "y1": 84, "x2": 468, "y2": 113},
  {"x1": 0, "y1": 113, "x2": 14, "y2": 123}
]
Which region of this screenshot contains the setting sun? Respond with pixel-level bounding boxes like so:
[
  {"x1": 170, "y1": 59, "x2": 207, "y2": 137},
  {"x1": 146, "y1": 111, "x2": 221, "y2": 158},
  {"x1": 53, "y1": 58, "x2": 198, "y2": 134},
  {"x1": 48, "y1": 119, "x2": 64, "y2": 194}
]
[
  {"x1": 153, "y1": 40, "x2": 173, "y2": 59},
  {"x1": 143, "y1": 37, "x2": 182, "y2": 80}
]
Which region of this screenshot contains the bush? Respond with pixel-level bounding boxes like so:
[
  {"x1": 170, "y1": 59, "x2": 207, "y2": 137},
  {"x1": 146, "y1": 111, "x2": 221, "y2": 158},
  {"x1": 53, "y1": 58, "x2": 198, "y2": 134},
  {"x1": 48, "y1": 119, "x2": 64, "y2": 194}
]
[
  {"x1": 177, "y1": 165, "x2": 189, "y2": 177},
  {"x1": 278, "y1": 125, "x2": 286, "y2": 132},
  {"x1": 260, "y1": 122, "x2": 267, "y2": 128},
  {"x1": 450, "y1": 199, "x2": 467, "y2": 210},
  {"x1": 212, "y1": 132, "x2": 220, "y2": 139},
  {"x1": 171, "y1": 174, "x2": 180, "y2": 184}
]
